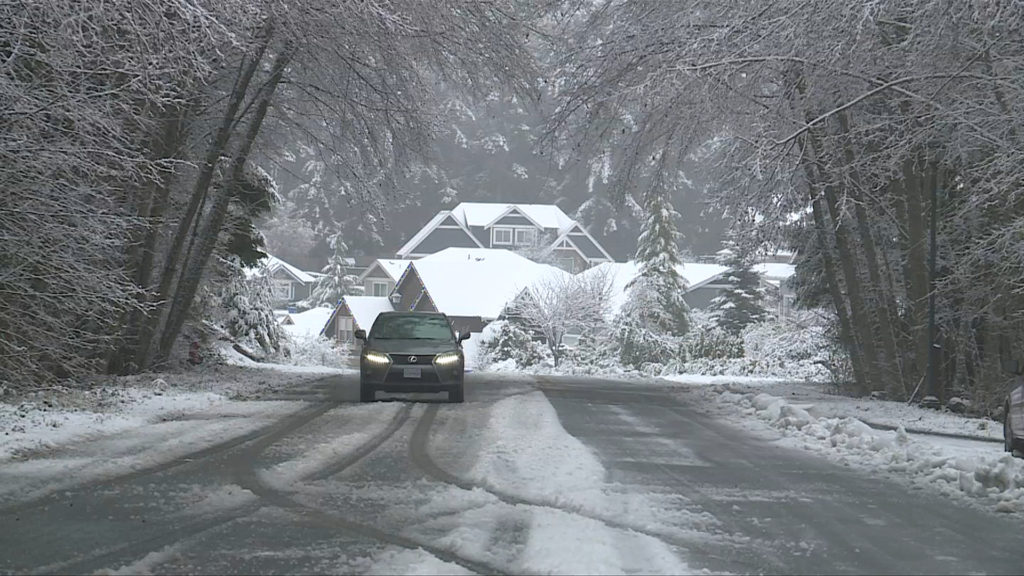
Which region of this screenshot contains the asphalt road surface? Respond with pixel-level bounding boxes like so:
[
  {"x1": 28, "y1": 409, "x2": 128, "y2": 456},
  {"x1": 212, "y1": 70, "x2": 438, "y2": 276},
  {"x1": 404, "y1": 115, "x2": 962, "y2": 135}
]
[{"x1": 1, "y1": 373, "x2": 1022, "y2": 574}]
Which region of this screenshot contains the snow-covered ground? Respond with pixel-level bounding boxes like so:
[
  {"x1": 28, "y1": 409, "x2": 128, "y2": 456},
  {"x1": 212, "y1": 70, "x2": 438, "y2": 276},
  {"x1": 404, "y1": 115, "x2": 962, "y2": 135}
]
[
  {"x1": 0, "y1": 361, "x2": 349, "y2": 503},
  {"x1": 673, "y1": 379, "x2": 1023, "y2": 514},
  {"x1": 4, "y1": 359, "x2": 1021, "y2": 573}
]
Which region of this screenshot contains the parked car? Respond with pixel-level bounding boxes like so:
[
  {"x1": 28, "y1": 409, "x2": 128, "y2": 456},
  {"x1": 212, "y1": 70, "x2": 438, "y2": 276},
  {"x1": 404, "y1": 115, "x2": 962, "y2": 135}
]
[
  {"x1": 1006, "y1": 378, "x2": 1024, "y2": 455},
  {"x1": 355, "y1": 311, "x2": 469, "y2": 403}
]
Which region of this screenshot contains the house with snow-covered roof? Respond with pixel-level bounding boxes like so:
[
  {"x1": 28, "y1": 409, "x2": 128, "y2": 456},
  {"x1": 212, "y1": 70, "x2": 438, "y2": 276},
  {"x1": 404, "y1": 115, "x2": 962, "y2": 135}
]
[
  {"x1": 580, "y1": 261, "x2": 731, "y2": 316},
  {"x1": 247, "y1": 254, "x2": 320, "y2": 307},
  {"x1": 323, "y1": 296, "x2": 395, "y2": 344},
  {"x1": 390, "y1": 247, "x2": 570, "y2": 335},
  {"x1": 753, "y1": 262, "x2": 797, "y2": 319},
  {"x1": 357, "y1": 258, "x2": 411, "y2": 298},
  {"x1": 395, "y1": 202, "x2": 614, "y2": 273}
]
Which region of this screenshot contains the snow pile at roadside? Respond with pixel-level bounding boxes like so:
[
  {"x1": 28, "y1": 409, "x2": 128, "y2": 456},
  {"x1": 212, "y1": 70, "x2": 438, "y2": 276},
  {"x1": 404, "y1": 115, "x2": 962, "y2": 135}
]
[
  {"x1": 220, "y1": 342, "x2": 353, "y2": 374},
  {"x1": 713, "y1": 388, "x2": 1024, "y2": 513}
]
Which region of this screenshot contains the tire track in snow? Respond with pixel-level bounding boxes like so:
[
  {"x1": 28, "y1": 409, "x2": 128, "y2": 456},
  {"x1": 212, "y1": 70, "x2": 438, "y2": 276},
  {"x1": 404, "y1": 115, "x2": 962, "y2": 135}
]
[
  {"x1": 21, "y1": 390, "x2": 346, "y2": 574},
  {"x1": 230, "y1": 403, "x2": 507, "y2": 576},
  {"x1": 0, "y1": 377, "x2": 342, "y2": 515},
  {"x1": 409, "y1": 403, "x2": 707, "y2": 554}
]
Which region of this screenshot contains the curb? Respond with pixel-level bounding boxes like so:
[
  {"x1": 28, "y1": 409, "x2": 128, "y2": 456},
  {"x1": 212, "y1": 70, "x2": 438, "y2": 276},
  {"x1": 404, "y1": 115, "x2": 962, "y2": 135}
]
[{"x1": 862, "y1": 420, "x2": 1004, "y2": 445}]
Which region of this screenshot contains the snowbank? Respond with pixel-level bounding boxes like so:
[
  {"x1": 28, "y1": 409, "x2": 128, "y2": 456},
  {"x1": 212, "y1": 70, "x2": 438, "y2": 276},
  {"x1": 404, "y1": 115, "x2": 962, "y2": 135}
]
[{"x1": 706, "y1": 387, "x2": 1024, "y2": 513}]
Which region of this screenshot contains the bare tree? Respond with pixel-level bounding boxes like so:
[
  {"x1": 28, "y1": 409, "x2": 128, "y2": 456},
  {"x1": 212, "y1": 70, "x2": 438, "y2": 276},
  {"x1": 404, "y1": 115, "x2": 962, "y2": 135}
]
[
  {"x1": 546, "y1": 0, "x2": 1024, "y2": 407},
  {"x1": 507, "y1": 269, "x2": 614, "y2": 366}
]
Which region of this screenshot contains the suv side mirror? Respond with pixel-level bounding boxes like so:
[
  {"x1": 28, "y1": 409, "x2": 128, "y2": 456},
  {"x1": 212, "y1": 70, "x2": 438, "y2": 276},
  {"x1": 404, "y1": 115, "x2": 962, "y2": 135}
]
[
  {"x1": 354, "y1": 329, "x2": 366, "y2": 341},
  {"x1": 458, "y1": 331, "x2": 471, "y2": 342}
]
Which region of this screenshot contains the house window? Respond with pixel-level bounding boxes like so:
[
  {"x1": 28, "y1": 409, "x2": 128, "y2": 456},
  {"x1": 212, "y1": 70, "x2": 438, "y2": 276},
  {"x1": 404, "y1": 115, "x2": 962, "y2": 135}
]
[
  {"x1": 514, "y1": 228, "x2": 537, "y2": 246},
  {"x1": 492, "y1": 227, "x2": 513, "y2": 245},
  {"x1": 271, "y1": 279, "x2": 293, "y2": 301},
  {"x1": 371, "y1": 281, "x2": 389, "y2": 297},
  {"x1": 337, "y1": 316, "x2": 354, "y2": 342},
  {"x1": 556, "y1": 257, "x2": 576, "y2": 273}
]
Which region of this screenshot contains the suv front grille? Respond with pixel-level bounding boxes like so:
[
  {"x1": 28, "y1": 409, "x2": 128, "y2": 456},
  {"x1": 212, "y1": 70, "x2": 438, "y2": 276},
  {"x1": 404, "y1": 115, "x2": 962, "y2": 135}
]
[{"x1": 392, "y1": 354, "x2": 435, "y2": 365}]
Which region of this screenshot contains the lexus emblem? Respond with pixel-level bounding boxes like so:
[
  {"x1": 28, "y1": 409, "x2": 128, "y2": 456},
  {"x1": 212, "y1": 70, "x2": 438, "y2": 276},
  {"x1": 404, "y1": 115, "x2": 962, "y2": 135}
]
[{"x1": 408, "y1": 356, "x2": 418, "y2": 364}]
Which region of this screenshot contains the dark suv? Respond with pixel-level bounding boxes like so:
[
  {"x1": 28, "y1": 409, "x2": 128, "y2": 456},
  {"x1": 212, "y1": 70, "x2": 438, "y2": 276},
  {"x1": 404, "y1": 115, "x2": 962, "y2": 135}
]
[{"x1": 355, "y1": 312, "x2": 469, "y2": 403}]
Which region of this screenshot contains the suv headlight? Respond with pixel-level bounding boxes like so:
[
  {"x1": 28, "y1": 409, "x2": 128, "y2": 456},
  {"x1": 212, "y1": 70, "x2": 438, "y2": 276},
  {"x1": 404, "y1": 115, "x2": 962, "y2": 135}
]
[
  {"x1": 363, "y1": 351, "x2": 392, "y2": 366},
  {"x1": 433, "y1": 351, "x2": 461, "y2": 367}
]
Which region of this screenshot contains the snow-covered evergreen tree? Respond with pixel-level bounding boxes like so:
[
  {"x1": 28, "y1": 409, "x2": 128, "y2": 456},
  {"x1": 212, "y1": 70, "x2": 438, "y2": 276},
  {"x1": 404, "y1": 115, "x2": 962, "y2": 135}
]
[
  {"x1": 627, "y1": 188, "x2": 691, "y2": 335},
  {"x1": 307, "y1": 238, "x2": 361, "y2": 307},
  {"x1": 710, "y1": 239, "x2": 769, "y2": 335},
  {"x1": 616, "y1": 187, "x2": 691, "y2": 367},
  {"x1": 222, "y1": 260, "x2": 282, "y2": 355}
]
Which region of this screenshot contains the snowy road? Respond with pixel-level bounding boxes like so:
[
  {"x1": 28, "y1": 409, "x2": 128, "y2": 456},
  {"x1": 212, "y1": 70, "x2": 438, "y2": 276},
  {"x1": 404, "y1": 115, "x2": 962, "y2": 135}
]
[{"x1": 1, "y1": 373, "x2": 1022, "y2": 574}]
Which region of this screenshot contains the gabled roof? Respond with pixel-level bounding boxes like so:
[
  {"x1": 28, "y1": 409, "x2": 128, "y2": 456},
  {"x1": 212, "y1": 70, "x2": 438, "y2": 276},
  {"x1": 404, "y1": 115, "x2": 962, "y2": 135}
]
[
  {"x1": 550, "y1": 222, "x2": 614, "y2": 262},
  {"x1": 408, "y1": 248, "x2": 570, "y2": 319},
  {"x1": 451, "y1": 202, "x2": 576, "y2": 231},
  {"x1": 580, "y1": 261, "x2": 729, "y2": 316},
  {"x1": 342, "y1": 296, "x2": 394, "y2": 331},
  {"x1": 396, "y1": 210, "x2": 483, "y2": 258},
  {"x1": 247, "y1": 254, "x2": 317, "y2": 284},
  {"x1": 357, "y1": 259, "x2": 411, "y2": 283}
]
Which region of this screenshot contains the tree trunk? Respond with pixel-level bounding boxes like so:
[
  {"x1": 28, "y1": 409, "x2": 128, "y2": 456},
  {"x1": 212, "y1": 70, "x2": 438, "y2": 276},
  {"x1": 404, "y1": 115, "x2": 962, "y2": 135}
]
[
  {"x1": 799, "y1": 135, "x2": 869, "y2": 391},
  {"x1": 135, "y1": 22, "x2": 274, "y2": 369},
  {"x1": 898, "y1": 155, "x2": 932, "y2": 399},
  {"x1": 106, "y1": 105, "x2": 188, "y2": 374},
  {"x1": 153, "y1": 46, "x2": 292, "y2": 366}
]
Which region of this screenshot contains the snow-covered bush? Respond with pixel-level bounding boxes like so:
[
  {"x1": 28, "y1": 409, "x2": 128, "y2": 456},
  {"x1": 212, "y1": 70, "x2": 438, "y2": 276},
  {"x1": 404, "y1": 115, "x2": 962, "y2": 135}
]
[
  {"x1": 615, "y1": 314, "x2": 682, "y2": 369},
  {"x1": 682, "y1": 310, "x2": 744, "y2": 360},
  {"x1": 283, "y1": 334, "x2": 350, "y2": 368},
  {"x1": 478, "y1": 320, "x2": 550, "y2": 369},
  {"x1": 680, "y1": 310, "x2": 833, "y2": 381},
  {"x1": 560, "y1": 333, "x2": 623, "y2": 375}
]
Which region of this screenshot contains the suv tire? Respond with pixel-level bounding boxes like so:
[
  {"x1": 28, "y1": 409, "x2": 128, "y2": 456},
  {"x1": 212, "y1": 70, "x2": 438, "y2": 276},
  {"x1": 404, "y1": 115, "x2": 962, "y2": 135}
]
[
  {"x1": 449, "y1": 383, "x2": 464, "y2": 404},
  {"x1": 360, "y1": 382, "x2": 375, "y2": 403}
]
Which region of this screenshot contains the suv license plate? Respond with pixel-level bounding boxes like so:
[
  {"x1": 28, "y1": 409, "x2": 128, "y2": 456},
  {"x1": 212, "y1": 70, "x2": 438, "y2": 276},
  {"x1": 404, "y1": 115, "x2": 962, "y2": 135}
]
[{"x1": 403, "y1": 367, "x2": 421, "y2": 379}]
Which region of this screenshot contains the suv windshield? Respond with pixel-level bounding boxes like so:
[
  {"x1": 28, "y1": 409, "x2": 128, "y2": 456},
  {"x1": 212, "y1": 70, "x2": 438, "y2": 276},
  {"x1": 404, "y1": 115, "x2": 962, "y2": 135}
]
[{"x1": 370, "y1": 315, "x2": 454, "y2": 341}]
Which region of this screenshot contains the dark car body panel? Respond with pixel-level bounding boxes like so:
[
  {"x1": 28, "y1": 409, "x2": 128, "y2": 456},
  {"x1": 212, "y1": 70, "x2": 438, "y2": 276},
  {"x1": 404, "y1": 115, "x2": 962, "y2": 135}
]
[{"x1": 1008, "y1": 379, "x2": 1024, "y2": 450}]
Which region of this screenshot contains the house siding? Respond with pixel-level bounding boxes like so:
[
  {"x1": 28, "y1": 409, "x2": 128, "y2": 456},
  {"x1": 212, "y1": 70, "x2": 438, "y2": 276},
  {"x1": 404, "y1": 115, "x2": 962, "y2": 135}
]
[
  {"x1": 394, "y1": 267, "x2": 427, "y2": 312},
  {"x1": 683, "y1": 284, "x2": 729, "y2": 310},
  {"x1": 324, "y1": 301, "x2": 353, "y2": 343},
  {"x1": 567, "y1": 231, "x2": 608, "y2": 260},
  {"x1": 551, "y1": 248, "x2": 587, "y2": 273},
  {"x1": 413, "y1": 227, "x2": 479, "y2": 254},
  {"x1": 491, "y1": 213, "x2": 535, "y2": 226},
  {"x1": 450, "y1": 316, "x2": 484, "y2": 335}
]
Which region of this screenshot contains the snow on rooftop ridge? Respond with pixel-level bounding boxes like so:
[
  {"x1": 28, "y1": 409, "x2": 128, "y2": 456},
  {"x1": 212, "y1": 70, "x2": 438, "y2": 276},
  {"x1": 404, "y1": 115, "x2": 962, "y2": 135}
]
[
  {"x1": 414, "y1": 248, "x2": 570, "y2": 318},
  {"x1": 451, "y1": 202, "x2": 577, "y2": 232},
  {"x1": 343, "y1": 296, "x2": 394, "y2": 331},
  {"x1": 281, "y1": 306, "x2": 334, "y2": 339},
  {"x1": 247, "y1": 254, "x2": 317, "y2": 284},
  {"x1": 375, "y1": 259, "x2": 412, "y2": 281},
  {"x1": 753, "y1": 262, "x2": 796, "y2": 280}
]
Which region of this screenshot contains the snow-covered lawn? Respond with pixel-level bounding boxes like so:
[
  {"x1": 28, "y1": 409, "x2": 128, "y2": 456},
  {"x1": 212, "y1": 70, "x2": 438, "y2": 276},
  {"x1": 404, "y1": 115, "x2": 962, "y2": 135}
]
[{"x1": 678, "y1": 379, "x2": 1023, "y2": 514}]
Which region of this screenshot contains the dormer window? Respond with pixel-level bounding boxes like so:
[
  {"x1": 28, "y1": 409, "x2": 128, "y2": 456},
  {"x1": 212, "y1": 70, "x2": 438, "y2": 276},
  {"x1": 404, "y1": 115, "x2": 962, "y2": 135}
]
[{"x1": 492, "y1": 227, "x2": 513, "y2": 245}]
